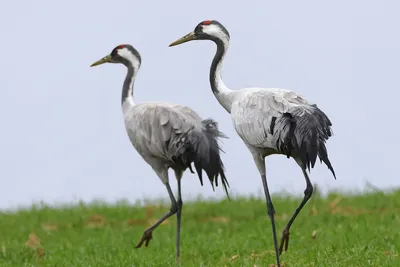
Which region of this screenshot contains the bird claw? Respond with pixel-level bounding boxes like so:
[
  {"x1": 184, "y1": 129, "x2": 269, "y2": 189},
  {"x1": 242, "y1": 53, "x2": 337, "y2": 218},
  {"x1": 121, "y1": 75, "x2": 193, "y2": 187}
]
[
  {"x1": 278, "y1": 227, "x2": 290, "y2": 255},
  {"x1": 135, "y1": 230, "x2": 153, "y2": 248}
]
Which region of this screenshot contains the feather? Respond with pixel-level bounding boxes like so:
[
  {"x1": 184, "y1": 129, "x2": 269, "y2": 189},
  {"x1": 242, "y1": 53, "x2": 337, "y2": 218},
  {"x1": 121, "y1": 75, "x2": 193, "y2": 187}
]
[
  {"x1": 231, "y1": 89, "x2": 335, "y2": 179},
  {"x1": 171, "y1": 119, "x2": 230, "y2": 199},
  {"x1": 125, "y1": 102, "x2": 231, "y2": 197}
]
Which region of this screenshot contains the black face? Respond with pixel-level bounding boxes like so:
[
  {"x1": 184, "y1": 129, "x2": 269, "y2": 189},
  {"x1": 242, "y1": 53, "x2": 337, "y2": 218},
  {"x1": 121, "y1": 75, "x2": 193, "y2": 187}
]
[{"x1": 109, "y1": 45, "x2": 125, "y2": 63}]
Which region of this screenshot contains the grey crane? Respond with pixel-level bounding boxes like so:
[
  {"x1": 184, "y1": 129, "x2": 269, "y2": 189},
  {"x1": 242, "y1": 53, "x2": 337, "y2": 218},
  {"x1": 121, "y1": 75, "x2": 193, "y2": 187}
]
[
  {"x1": 90, "y1": 44, "x2": 230, "y2": 260},
  {"x1": 169, "y1": 20, "x2": 336, "y2": 266}
]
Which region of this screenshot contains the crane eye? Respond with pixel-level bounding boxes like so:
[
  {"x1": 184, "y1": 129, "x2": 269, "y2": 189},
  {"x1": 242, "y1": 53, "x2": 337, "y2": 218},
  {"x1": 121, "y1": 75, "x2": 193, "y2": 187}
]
[{"x1": 195, "y1": 25, "x2": 204, "y2": 33}]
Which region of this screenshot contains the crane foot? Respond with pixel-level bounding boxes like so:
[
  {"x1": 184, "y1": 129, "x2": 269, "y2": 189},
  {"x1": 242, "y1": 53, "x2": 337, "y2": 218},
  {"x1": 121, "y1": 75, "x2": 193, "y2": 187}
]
[
  {"x1": 135, "y1": 230, "x2": 153, "y2": 248},
  {"x1": 278, "y1": 227, "x2": 290, "y2": 255}
]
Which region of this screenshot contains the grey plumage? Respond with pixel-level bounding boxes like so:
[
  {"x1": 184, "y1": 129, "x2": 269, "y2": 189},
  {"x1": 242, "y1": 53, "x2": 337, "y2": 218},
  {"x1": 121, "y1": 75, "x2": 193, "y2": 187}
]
[
  {"x1": 169, "y1": 19, "x2": 337, "y2": 267},
  {"x1": 173, "y1": 119, "x2": 229, "y2": 193},
  {"x1": 231, "y1": 89, "x2": 335, "y2": 176},
  {"x1": 287, "y1": 105, "x2": 335, "y2": 176},
  {"x1": 90, "y1": 44, "x2": 229, "y2": 260},
  {"x1": 125, "y1": 102, "x2": 229, "y2": 195}
]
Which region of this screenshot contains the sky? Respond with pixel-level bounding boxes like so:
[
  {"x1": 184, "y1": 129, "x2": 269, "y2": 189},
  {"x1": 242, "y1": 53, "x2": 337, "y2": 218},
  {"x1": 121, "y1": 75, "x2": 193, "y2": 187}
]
[{"x1": 0, "y1": 0, "x2": 399, "y2": 210}]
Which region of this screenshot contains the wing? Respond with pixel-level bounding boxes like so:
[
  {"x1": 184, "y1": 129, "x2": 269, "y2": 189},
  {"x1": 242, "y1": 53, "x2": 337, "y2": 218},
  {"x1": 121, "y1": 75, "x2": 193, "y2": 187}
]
[
  {"x1": 172, "y1": 104, "x2": 203, "y2": 122},
  {"x1": 125, "y1": 102, "x2": 202, "y2": 161},
  {"x1": 125, "y1": 102, "x2": 231, "y2": 195},
  {"x1": 231, "y1": 89, "x2": 309, "y2": 148},
  {"x1": 231, "y1": 89, "x2": 335, "y2": 177}
]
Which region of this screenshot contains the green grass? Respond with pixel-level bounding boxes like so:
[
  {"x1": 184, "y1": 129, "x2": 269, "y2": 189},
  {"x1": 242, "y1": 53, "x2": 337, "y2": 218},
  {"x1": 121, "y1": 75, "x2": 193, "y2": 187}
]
[{"x1": 0, "y1": 189, "x2": 399, "y2": 267}]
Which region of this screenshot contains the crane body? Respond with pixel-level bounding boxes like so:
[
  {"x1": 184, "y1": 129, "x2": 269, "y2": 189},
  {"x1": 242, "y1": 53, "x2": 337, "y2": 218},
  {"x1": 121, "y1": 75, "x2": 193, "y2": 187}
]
[
  {"x1": 169, "y1": 20, "x2": 336, "y2": 267},
  {"x1": 90, "y1": 44, "x2": 229, "y2": 260}
]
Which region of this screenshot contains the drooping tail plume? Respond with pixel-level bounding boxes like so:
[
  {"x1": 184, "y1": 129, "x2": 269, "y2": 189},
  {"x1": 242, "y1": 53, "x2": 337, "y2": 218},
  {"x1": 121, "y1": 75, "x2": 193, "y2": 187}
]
[
  {"x1": 275, "y1": 106, "x2": 336, "y2": 179},
  {"x1": 172, "y1": 119, "x2": 230, "y2": 199}
]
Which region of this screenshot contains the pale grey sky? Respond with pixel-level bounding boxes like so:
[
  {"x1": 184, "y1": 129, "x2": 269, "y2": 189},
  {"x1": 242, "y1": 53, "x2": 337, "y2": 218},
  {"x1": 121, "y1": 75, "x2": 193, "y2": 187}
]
[{"x1": 1, "y1": 0, "x2": 398, "y2": 209}]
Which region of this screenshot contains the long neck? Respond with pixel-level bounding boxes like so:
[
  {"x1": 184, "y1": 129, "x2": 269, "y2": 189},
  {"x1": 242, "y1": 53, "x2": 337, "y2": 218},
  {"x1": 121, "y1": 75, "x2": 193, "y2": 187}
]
[
  {"x1": 121, "y1": 65, "x2": 136, "y2": 115},
  {"x1": 209, "y1": 38, "x2": 234, "y2": 113}
]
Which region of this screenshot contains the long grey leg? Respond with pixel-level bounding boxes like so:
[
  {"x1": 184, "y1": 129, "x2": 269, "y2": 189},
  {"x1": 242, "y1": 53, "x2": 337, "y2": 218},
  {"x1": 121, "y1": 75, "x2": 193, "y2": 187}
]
[
  {"x1": 135, "y1": 182, "x2": 178, "y2": 248},
  {"x1": 279, "y1": 168, "x2": 313, "y2": 255},
  {"x1": 175, "y1": 171, "x2": 183, "y2": 260},
  {"x1": 251, "y1": 152, "x2": 281, "y2": 267}
]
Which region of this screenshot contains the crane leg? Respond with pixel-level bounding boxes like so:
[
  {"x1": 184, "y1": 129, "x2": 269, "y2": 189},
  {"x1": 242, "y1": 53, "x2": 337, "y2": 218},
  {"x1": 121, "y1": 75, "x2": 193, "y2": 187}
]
[
  {"x1": 279, "y1": 168, "x2": 313, "y2": 255},
  {"x1": 261, "y1": 174, "x2": 281, "y2": 267},
  {"x1": 251, "y1": 153, "x2": 281, "y2": 267},
  {"x1": 135, "y1": 182, "x2": 178, "y2": 249},
  {"x1": 175, "y1": 171, "x2": 183, "y2": 261}
]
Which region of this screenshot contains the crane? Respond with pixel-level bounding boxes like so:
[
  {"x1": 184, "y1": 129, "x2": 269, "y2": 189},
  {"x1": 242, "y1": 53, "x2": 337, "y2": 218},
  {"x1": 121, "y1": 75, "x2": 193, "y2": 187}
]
[
  {"x1": 169, "y1": 20, "x2": 336, "y2": 267},
  {"x1": 90, "y1": 44, "x2": 230, "y2": 260}
]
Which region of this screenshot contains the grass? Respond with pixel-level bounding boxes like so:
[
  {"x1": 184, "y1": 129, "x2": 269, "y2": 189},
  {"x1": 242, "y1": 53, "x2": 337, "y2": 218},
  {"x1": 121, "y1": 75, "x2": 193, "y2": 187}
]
[{"x1": 0, "y1": 189, "x2": 399, "y2": 267}]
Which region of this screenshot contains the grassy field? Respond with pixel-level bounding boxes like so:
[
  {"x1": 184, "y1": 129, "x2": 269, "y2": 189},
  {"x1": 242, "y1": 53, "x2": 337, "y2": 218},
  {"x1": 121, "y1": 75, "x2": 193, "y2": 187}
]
[{"x1": 0, "y1": 189, "x2": 399, "y2": 267}]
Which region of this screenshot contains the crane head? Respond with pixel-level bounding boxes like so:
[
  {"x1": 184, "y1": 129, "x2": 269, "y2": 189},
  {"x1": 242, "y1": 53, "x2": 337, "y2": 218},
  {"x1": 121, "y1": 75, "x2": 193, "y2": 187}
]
[
  {"x1": 90, "y1": 44, "x2": 141, "y2": 70},
  {"x1": 169, "y1": 20, "x2": 230, "y2": 47}
]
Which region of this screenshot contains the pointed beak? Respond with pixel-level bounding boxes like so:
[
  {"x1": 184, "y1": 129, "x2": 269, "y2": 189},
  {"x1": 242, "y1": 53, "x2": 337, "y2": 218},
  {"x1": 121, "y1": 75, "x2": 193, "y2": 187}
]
[
  {"x1": 90, "y1": 55, "x2": 112, "y2": 67},
  {"x1": 169, "y1": 32, "x2": 197, "y2": 47}
]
